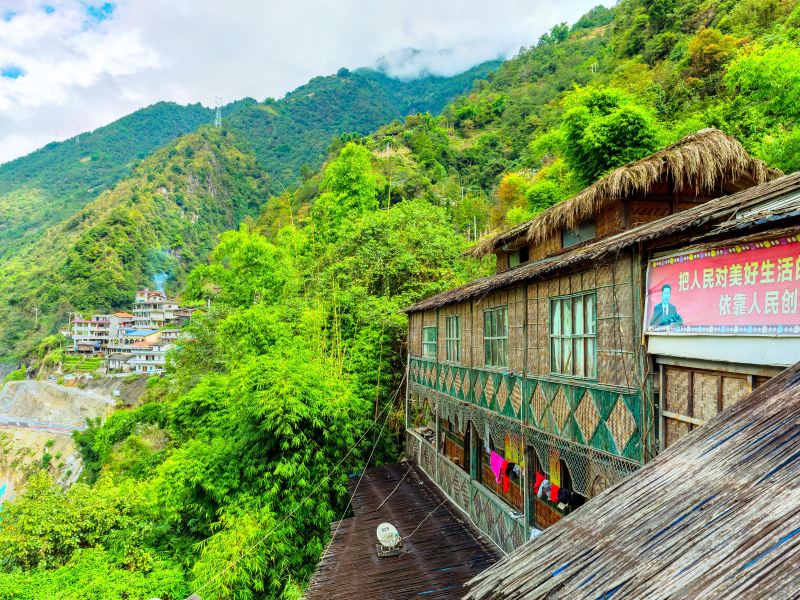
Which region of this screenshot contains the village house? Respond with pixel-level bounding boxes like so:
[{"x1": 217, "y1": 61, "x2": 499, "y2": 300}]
[
  {"x1": 133, "y1": 289, "x2": 180, "y2": 329},
  {"x1": 401, "y1": 129, "x2": 800, "y2": 552},
  {"x1": 129, "y1": 340, "x2": 172, "y2": 375}
]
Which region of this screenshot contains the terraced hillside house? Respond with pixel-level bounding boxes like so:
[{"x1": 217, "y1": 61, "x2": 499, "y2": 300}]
[
  {"x1": 402, "y1": 129, "x2": 780, "y2": 553},
  {"x1": 133, "y1": 289, "x2": 180, "y2": 328}
]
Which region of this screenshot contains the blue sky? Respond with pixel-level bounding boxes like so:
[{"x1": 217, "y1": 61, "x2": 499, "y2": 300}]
[{"x1": 0, "y1": 0, "x2": 606, "y2": 164}]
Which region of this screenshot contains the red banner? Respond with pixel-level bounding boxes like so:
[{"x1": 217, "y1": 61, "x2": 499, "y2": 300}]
[{"x1": 645, "y1": 234, "x2": 800, "y2": 335}]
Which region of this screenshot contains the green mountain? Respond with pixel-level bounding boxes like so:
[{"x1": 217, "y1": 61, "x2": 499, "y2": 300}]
[
  {"x1": 0, "y1": 62, "x2": 498, "y2": 358},
  {"x1": 0, "y1": 62, "x2": 497, "y2": 266},
  {"x1": 225, "y1": 61, "x2": 501, "y2": 190},
  {"x1": 0, "y1": 127, "x2": 267, "y2": 357},
  {"x1": 0, "y1": 102, "x2": 216, "y2": 260}
]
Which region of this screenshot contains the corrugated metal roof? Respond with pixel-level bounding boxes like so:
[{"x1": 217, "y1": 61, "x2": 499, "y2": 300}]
[
  {"x1": 465, "y1": 362, "x2": 800, "y2": 599},
  {"x1": 305, "y1": 463, "x2": 501, "y2": 599}
]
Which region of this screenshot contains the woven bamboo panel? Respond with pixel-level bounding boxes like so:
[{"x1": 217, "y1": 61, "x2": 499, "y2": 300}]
[
  {"x1": 665, "y1": 367, "x2": 690, "y2": 415},
  {"x1": 664, "y1": 418, "x2": 690, "y2": 448},
  {"x1": 597, "y1": 286, "x2": 614, "y2": 318},
  {"x1": 597, "y1": 202, "x2": 625, "y2": 237},
  {"x1": 693, "y1": 372, "x2": 720, "y2": 422},
  {"x1": 496, "y1": 251, "x2": 509, "y2": 273},
  {"x1": 582, "y1": 268, "x2": 597, "y2": 291},
  {"x1": 534, "y1": 498, "x2": 563, "y2": 529},
  {"x1": 630, "y1": 199, "x2": 670, "y2": 226},
  {"x1": 614, "y1": 282, "x2": 634, "y2": 317},
  {"x1": 722, "y1": 376, "x2": 751, "y2": 410},
  {"x1": 480, "y1": 463, "x2": 523, "y2": 511},
  {"x1": 409, "y1": 312, "x2": 422, "y2": 355},
  {"x1": 570, "y1": 273, "x2": 582, "y2": 295},
  {"x1": 597, "y1": 265, "x2": 613, "y2": 287},
  {"x1": 444, "y1": 436, "x2": 465, "y2": 467}
]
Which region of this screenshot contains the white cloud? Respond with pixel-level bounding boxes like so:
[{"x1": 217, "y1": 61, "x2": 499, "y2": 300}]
[{"x1": 0, "y1": 0, "x2": 604, "y2": 164}]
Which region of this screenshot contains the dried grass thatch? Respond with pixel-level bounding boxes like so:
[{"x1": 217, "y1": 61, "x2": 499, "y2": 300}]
[
  {"x1": 404, "y1": 171, "x2": 800, "y2": 313},
  {"x1": 466, "y1": 128, "x2": 779, "y2": 257}
]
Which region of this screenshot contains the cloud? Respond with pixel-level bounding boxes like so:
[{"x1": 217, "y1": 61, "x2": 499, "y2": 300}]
[{"x1": 0, "y1": 0, "x2": 604, "y2": 164}]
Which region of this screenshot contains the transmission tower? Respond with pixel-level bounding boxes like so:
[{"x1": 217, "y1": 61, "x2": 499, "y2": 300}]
[{"x1": 214, "y1": 96, "x2": 223, "y2": 128}]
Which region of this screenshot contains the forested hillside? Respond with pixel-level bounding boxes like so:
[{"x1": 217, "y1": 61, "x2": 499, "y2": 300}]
[
  {"x1": 4, "y1": 0, "x2": 800, "y2": 597},
  {"x1": 0, "y1": 62, "x2": 497, "y2": 360},
  {"x1": 0, "y1": 128, "x2": 267, "y2": 358},
  {"x1": 0, "y1": 102, "x2": 215, "y2": 260},
  {"x1": 225, "y1": 63, "x2": 501, "y2": 190}
]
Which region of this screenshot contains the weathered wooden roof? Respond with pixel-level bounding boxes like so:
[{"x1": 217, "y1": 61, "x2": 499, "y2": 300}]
[
  {"x1": 305, "y1": 463, "x2": 501, "y2": 599},
  {"x1": 404, "y1": 171, "x2": 800, "y2": 313},
  {"x1": 467, "y1": 128, "x2": 780, "y2": 258},
  {"x1": 464, "y1": 362, "x2": 800, "y2": 599}
]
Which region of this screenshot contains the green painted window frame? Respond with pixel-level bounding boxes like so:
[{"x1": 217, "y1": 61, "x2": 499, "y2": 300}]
[
  {"x1": 445, "y1": 315, "x2": 461, "y2": 363},
  {"x1": 549, "y1": 292, "x2": 597, "y2": 379},
  {"x1": 483, "y1": 306, "x2": 508, "y2": 368},
  {"x1": 422, "y1": 326, "x2": 437, "y2": 359}
]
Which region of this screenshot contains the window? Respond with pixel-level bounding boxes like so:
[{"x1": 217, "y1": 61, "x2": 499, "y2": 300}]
[
  {"x1": 562, "y1": 220, "x2": 596, "y2": 249},
  {"x1": 445, "y1": 316, "x2": 461, "y2": 363},
  {"x1": 422, "y1": 326, "x2": 437, "y2": 358},
  {"x1": 483, "y1": 306, "x2": 508, "y2": 368},
  {"x1": 550, "y1": 292, "x2": 596, "y2": 378},
  {"x1": 508, "y1": 246, "x2": 529, "y2": 268}
]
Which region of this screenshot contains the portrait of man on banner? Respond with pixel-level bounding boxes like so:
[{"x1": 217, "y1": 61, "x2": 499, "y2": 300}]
[{"x1": 650, "y1": 283, "x2": 683, "y2": 326}]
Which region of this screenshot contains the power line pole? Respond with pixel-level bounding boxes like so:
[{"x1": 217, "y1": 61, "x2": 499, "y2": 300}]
[{"x1": 33, "y1": 306, "x2": 39, "y2": 329}]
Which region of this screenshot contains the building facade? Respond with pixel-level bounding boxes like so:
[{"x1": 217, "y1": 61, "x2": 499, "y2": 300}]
[{"x1": 402, "y1": 130, "x2": 799, "y2": 553}]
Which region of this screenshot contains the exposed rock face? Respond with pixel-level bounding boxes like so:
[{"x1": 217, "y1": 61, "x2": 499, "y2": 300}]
[{"x1": 0, "y1": 379, "x2": 117, "y2": 504}]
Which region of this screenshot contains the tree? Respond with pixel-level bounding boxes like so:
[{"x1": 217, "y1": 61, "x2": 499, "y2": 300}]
[{"x1": 561, "y1": 87, "x2": 660, "y2": 185}]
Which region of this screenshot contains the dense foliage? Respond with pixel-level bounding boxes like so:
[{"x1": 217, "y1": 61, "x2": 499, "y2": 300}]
[
  {"x1": 0, "y1": 144, "x2": 472, "y2": 598},
  {"x1": 0, "y1": 64, "x2": 496, "y2": 360},
  {"x1": 3, "y1": 0, "x2": 800, "y2": 596}
]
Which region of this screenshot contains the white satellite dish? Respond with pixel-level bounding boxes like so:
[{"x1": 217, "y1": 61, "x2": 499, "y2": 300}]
[{"x1": 376, "y1": 522, "x2": 401, "y2": 549}]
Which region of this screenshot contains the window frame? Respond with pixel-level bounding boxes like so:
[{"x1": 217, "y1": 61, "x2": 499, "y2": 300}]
[
  {"x1": 422, "y1": 326, "x2": 437, "y2": 359},
  {"x1": 444, "y1": 315, "x2": 461, "y2": 363},
  {"x1": 549, "y1": 292, "x2": 597, "y2": 379},
  {"x1": 483, "y1": 305, "x2": 509, "y2": 369}
]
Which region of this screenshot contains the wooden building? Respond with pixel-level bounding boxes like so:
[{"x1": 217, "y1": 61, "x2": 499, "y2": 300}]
[
  {"x1": 402, "y1": 129, "x2": 795, "y2": 552},
  {"x1": 464, "y1": 361, "x2": 800, "y2": 599}
]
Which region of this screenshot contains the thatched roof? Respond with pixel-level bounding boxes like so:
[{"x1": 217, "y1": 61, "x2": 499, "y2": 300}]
[
  {"x1": 467, "y1": 128, "x2": 780, "y2": 258},
  {"x1": 464, "y1": 361, "x2": 800, "y2": 599},
  {"x1": 404, "y1": 171, "x2": 800, "y2": 313}
]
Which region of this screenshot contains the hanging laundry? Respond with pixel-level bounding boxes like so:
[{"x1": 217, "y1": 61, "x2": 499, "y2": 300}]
[
  {"x1": 569, "y1": 492, "x2": 586, "y2": 509},
  {"x1": 484, "y1": 423, "x2": 491, "y2": 453},
  {"x1": 534, "y1": 472, "x2": 546, "y2": 494},
  {"x1": 537, "y1": 479, "x2": 550, "y2": 499},
  {"x1": 490, "y1": 451, "x2": 506, "y2": 485},
  {"x1": 512, "y1": 464, "x2": 522, "y2": 478},
  {"x1": 549, "y1": 483, "x2": 560, "y2": 503},
  {"x1": 557, "y1": 487, "x2": 572, "y2": 505}
]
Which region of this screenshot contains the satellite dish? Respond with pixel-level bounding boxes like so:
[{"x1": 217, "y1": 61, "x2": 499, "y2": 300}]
[{"x1": 376, "y1": 522, "x2": 401, "y2": 549}]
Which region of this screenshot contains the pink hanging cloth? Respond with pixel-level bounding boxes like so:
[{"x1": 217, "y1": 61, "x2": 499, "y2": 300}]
[{"x1": 490, "y1": 451, "x2": 505, "y2": 485}]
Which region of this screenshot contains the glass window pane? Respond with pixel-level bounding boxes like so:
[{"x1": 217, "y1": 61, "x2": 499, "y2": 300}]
[
  {"x1": 575, "y1": 337, "x2": 585, "y2": 378},
  {"x1": 564, "y1": 336, "x2": 573, "y2": 374},
  {"x1": 587, "y1": 338, "x2": 596, "y2": 377},
  {"x1": 551, "y1": 301, "x2": 561, "y2": 335},
  {"x1": 574, "y1": 296, "x2": 584, "y2": 335},
  {"x1": 586, "y1": 294, "x2": 596, "y2": 334},
  {"x1": 552, "y1": 338, "x2": 561, "y2": 373},
  {"x1": 563, "y1": 300, "x2": 573, "y2": 337}
]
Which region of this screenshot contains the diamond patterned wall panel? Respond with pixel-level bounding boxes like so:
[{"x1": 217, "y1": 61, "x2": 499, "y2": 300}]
[
  {"x1": 551, "y1": 387, "x2": 571, "y2": 434},
  {"x1": 574, "y1": 390, "x2": 601, "y2": 445},
  {"x1": 607, "y1": 395, "x2": 637, "y2": 454}
]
